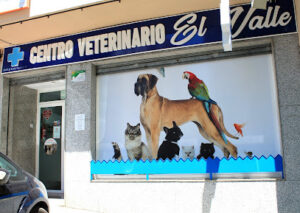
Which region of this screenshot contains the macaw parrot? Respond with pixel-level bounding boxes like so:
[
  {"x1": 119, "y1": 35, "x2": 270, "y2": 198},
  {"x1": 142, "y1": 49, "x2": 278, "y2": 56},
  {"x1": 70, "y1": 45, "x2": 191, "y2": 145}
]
[
  {"x1": 182, "y1": 71, "x2": 217, "y2": 113},
  {"x1": 183, "y1": 71, "x2": 228, "y2": 144}
]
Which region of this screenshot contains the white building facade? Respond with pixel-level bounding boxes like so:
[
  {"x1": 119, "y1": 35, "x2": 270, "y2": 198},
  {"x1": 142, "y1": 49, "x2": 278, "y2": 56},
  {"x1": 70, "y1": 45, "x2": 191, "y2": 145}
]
[{"x1": 0, "y1": 0, "x2": 300, "y2": 212}]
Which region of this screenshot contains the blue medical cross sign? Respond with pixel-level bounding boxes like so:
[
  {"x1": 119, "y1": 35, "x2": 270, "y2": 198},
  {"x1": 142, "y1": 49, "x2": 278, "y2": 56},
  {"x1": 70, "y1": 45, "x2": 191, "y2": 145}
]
[{"x1": 7, "y1": 47, "x2": 24, "y2": 67}]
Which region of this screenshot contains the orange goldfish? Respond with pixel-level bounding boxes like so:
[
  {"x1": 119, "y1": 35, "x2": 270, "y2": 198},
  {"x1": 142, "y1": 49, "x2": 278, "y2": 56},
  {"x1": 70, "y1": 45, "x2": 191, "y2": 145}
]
[{"x1": 234, "y1": 123, "x2": 245, "y2": 137}]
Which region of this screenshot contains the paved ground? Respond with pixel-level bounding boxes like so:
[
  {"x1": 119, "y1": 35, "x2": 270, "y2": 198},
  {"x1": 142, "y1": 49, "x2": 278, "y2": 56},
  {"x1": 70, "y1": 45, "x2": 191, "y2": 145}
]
[{"x1": 49, "y1": 199, "x2": 99, "y2": 213}]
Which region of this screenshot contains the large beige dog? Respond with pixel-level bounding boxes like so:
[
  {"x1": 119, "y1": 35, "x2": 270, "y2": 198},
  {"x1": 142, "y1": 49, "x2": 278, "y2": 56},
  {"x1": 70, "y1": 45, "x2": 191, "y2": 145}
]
[{"x1": 134, "y1": 74, "x2": 238, "y2": 159}]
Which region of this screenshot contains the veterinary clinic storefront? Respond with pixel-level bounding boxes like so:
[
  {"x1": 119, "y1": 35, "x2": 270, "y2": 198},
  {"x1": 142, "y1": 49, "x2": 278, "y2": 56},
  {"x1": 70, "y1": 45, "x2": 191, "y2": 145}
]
[{"x1": 1, "y1": 0, "x2": 300, "y2": 212}]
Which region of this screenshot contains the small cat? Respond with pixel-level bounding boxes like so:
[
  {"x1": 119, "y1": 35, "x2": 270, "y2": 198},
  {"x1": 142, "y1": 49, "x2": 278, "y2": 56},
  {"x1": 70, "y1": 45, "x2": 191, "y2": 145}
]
[
  {"x1": 112, "y1": 142, "x2": 122, "y2": 161},
  {"x1": 157, "y1": 121, "x2": 183, "y2": 160},
  {"x1": 181, "y1": 145, "x2": 195, "y2": 160},
  {"x1": 197, "y1": 143, "x2": 215, "y2": 159},
  {"x1": 244, "y1": 151, "x2": 253, "y2": 158},
  {"x1": 125, "y1": 123, "x2": 152, "y2": 161}
]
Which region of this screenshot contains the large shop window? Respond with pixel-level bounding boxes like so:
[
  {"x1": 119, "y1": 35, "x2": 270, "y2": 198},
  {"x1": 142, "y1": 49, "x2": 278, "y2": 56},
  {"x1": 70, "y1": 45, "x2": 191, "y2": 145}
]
[{"x1": 92, "y1": 54, "x2": 283, "y2": 180}]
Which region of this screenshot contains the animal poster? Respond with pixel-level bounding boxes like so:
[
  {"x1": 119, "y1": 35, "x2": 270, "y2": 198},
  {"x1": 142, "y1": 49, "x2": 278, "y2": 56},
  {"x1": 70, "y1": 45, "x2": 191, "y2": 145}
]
[{"x1": 96, "y1": 54, "x2": 281, "y2": 163}]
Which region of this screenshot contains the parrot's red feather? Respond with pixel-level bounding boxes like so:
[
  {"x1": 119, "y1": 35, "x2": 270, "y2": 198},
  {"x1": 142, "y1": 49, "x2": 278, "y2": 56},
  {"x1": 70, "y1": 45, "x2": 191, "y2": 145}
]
[
  {"x1": 185, "y1": 71, "x2": 203, "y2": 84},
  {"x1": 188, "y1": 83, "x2": 196, "y2": 89}
]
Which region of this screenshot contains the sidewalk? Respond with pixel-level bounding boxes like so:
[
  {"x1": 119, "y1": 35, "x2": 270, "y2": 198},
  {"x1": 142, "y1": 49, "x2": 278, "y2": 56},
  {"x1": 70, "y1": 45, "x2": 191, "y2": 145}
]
[{"x1": 49, "y1": 199, "x2": 99, "y2": 213}]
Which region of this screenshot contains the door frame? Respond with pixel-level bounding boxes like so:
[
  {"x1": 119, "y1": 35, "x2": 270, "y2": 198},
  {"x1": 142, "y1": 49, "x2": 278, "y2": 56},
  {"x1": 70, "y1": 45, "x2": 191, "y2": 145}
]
[{"x1": 36, "y1": 99, "x2": 65, "y2": 195}]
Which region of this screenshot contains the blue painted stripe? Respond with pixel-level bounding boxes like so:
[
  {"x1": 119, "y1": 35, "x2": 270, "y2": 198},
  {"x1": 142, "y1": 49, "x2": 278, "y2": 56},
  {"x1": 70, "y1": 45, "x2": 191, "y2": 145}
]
[
  {"x1": 0, "y1": 191, "x2": 28, "y2": 200},
  {"x1": 91, "y1": 155, "x2": 283, "y2": 176},
  {"x1": 22, "y1": 191, "x2": 44, "y2": 209}
]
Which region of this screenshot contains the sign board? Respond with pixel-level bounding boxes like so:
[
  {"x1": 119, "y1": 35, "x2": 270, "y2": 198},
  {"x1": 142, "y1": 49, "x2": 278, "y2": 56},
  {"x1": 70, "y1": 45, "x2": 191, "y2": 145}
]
[{"x1": 2, "y1": 0, "x2": 296, "y2": 73}]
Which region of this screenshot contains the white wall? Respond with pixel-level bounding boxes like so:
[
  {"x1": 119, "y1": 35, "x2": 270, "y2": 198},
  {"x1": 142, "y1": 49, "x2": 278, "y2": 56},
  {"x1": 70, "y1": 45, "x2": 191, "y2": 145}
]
[
  {"x1": 30, "y1": 0, "x2": 105, "y2": 16},
  {"x1": 68, "y1": 180, "x2": 279, "y2": 213}
]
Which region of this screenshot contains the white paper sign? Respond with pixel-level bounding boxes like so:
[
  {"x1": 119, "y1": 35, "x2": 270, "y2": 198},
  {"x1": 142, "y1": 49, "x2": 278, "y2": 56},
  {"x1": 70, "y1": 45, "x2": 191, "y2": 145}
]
[
  {"x1": 75, "y1": 114, "x2": 85, "y2": 131},
  {"x1": 53, "y1": 126, "x2": 61, "y2": 138}
]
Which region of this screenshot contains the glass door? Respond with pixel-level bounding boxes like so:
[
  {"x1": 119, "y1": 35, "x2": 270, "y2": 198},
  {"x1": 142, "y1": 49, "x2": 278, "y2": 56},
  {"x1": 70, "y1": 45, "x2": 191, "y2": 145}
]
[{"x1": 38, "y1": 102, "x2": 64, "y2": 192}]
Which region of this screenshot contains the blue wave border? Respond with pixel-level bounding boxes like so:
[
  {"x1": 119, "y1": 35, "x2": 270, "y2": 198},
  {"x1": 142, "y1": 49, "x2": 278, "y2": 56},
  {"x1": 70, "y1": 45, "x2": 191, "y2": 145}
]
[{"x1": 91, "y1": 155, "x2": 283, "y2": 180}]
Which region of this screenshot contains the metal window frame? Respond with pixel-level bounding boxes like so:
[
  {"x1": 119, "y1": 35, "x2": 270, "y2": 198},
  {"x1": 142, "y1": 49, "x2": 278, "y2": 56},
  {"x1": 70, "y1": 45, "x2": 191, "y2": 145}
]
[
  {"x1": 96, "y1": 39, "x2": 272, "y2": 75},
  {"x1": 93, "y1": 38, "x2": 284, "y2": 182}
]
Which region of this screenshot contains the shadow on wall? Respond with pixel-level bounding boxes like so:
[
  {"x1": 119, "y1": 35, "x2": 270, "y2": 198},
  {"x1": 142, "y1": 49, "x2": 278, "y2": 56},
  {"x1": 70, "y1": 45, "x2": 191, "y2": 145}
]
[
  {"x1": 202, "y1": 181, "x2": 216, "y2": 213},
  {"x1": 273, "y1": 34, "x2": 300, "y2": 213},
  {"x1": 10, "y1": 85, "x2": 37, "y2": 175},
  {"x1": 275, "y1": 106, "x2": 300, "y2": 213},
  {"x1": 276, "y1": 181, "x2": 300, "y2": 213}
]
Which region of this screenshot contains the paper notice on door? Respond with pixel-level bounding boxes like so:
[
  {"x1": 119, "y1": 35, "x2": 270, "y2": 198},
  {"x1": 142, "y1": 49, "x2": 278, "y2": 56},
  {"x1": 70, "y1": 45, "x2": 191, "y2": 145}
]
[
  {"x1": 53, "y1": 126, "x2": 61, "y2": 139},
  {"x1": 75, "y1": 114, "x2": 85, "y2": 131}
]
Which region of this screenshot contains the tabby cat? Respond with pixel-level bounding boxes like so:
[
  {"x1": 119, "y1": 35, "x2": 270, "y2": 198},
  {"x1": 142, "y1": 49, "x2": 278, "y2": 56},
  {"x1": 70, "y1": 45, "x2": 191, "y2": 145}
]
[{"x1": 125, "y1": 123, "x2": 152, "y2": 161}]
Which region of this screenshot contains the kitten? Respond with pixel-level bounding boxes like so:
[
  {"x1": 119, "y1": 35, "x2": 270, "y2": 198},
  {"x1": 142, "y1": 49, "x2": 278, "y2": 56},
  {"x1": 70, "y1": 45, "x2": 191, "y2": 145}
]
[
  {"x1": 244, "y1": 151, "x2": 253, "y2": 158},
  {"x1": 181, "y1": 145, "x2": 195, "y2": 160},
  {"x1": 125, "y1": 123, "x2": 152, "y2": 161},
  {"x1": 197, "y1": 143, "x2": 215, "y2": 159},
  {"x1": 157, "y1": 121, "x2": 183, "y2": 160},
  {"x1": 112, "y1": 142, "x2": 122, "y2": 161}
]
